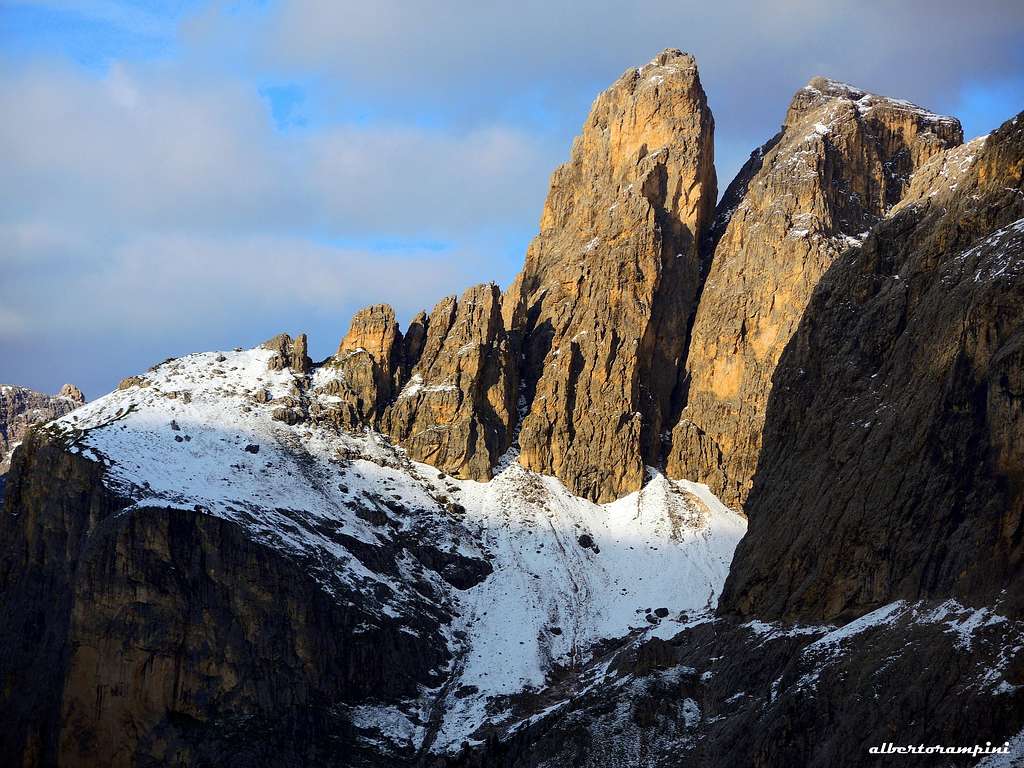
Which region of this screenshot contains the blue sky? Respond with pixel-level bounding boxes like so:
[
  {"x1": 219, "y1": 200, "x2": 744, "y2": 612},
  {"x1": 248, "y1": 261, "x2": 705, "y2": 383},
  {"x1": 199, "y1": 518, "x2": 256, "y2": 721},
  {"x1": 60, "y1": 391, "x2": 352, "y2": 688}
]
[{"x1": 1, "y1": 0, "x2": 1022, "y2": 397}]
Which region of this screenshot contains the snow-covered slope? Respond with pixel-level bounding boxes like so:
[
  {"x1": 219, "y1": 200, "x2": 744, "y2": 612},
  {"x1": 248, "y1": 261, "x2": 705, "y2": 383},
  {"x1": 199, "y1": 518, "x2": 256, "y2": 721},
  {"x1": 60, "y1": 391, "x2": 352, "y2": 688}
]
[{"x1": 44, "y1": 345, "x2": 746, "y2": 752}]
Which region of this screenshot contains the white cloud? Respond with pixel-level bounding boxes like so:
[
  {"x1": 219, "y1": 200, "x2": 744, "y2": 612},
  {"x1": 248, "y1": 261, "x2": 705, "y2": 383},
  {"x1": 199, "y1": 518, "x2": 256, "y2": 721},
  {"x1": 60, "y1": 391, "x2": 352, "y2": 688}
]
[
  {"x1": 309, "y1": 124, "x2": 552, "y2": 235},
  {"x1": 0, "y1": 59, "x2": 554, "y2": 393},
  {"x1": 0, "y1": 60, "x2": 555, "y2": 236}
]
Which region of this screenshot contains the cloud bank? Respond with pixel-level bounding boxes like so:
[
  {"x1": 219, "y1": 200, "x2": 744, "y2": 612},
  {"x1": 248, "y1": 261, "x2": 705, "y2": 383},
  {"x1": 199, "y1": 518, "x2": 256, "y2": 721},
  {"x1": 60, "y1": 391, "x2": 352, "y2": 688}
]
[{"x1": 2, "y1": 0, "x2": 1022, "y2": 396}]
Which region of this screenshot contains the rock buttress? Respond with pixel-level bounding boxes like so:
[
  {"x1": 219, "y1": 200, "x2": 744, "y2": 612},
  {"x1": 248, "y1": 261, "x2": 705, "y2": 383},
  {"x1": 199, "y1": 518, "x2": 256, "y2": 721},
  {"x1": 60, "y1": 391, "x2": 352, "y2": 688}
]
[
  {"x1": 720, "y1": 111, "x2": 1024, "y2": 623},
  {"x1": 385, "y1": 283, "x2": 517, "y2": 480},
  {"x1": 668, "y1": 77, "x2": 963, "y2": 509},
  {"x1": 506, "y1": 49, "x2": 717, "y2": 503}
]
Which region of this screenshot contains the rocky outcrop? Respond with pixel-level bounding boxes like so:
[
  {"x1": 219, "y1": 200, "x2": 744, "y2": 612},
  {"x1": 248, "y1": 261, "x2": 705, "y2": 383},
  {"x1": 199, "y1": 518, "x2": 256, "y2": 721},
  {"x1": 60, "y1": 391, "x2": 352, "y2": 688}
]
[
  {"x1": 667, "y1": 77, "x2": 963, "y2": 509},
  {"x1": 57, "y1": 384, "x2": 85, "y2": 402},
  {"x1": 385, "y1": 283, "x2": 517, "y2": 480},
  {"x1": 315, "y1": 306, "x2": 403, "y2": 429},
  {"x1": 506, "y1": 49, "x2": 717, "y2": 502},
  {"x1": 311, "y1": 287, "x2": 518, "y2": 479},
  {"x1": 0, "y1": 383, "x2": 85, "y2": 474},
  {"x1": 262, "y1": 332, "x2": 312, "y2": 374},
  {"x1": 720, "y1": 111, "x2": 1024, "y2": 624}
]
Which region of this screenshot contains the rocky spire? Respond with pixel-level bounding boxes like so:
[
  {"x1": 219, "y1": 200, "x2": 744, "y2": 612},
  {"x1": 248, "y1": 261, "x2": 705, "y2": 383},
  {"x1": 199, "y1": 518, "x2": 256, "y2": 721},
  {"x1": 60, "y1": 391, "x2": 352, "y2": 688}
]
[
  {"x1": 262, "y1": 332, "x2": 312, "y2": 375},
  {"x1": 57, "y1": 384, "x2": 85, "y2": 405},
  {"x1": 319, "y1": 305, "x2": 402, "y2": 428},
  {"x1": 666, "y1": 77, "x2": 963, "y2": 509},
  {"x1": 505, "y1": 49, "x2": 717, "y2": 502},
  {"x1": 385, "y1": 283, "x2": 517, "y2": 480}
]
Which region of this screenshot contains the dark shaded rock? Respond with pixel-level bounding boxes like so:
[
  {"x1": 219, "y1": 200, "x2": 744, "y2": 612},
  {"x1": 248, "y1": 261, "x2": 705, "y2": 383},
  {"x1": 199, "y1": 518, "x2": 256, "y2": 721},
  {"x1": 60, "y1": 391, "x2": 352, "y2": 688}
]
[
  {"x1": 407, "y1": 543, "x2": 493, "y2": 591},
  {"x1": 0, "y1": 430, "x2": 463, "y2": 767},
  {"x1": 721, "y1": 111, "x2": 1024, "y2": 623},
  {"x1": 434, "y1": 610, "x2": 1023, "y2": 768}
]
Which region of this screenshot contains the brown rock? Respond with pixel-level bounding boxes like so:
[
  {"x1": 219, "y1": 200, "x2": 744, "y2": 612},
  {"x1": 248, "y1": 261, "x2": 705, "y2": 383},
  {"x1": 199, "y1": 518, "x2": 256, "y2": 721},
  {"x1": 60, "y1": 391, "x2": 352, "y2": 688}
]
[
  {"x1": 385, "y1": 283, "x2": 517, "y2": 480},
  {"x1": 720, "y1": 111, "x2": 1024, "y2": 622},
  {"x1": 57, "y1": 384, "x2": 85, "y2": 405},
  {"x1": 316, "y1": 305, "x2": 402, "y2": 429},
  {"x1": 271, "y1": 406, "x2": 304, "y2": 425},
  {"x1": 116, "y1": 375, "x2": 148, "y2": 390},
  {"x1": 336, "y1": 304, "x2": 402, "y2": 370},
  {"x1": 506, "y1": 49, "x2": 717, "y2": 502},
  {"x1": 667, "y1": 77, "x2": 963, "y2": 509},
  {"x1": 0, "y1": 384, "x2": 86, "y2": 474},
  {"x1": 263, "y1": 332, "x2": 312, "y2": 374}
]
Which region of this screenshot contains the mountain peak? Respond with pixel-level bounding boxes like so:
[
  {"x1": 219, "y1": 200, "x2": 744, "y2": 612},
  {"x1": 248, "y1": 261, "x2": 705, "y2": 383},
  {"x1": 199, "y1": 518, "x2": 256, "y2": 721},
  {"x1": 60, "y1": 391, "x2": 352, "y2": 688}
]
[
  {"x1": 507, "y1": 48, "x2": 716, "y2": 502},
  {"x1": 634, "y1": 47, "x2": 697, "y2": 73},
  {"x1": 57, "y1": 383, "x2": 85, "y2": 404},
  {"x1": 787, "y1": 76, "x2": 962, "y2": 133}
]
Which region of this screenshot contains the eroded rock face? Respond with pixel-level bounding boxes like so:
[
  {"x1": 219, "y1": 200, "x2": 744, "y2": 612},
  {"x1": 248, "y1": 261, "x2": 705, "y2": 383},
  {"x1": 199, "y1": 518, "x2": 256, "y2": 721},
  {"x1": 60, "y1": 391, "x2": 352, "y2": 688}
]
[
  {"x1": 0, "y1": 383, "x2": 85, "y2": 474},
  {"x1": 720, "y1": 111, "x2": 1024, "y2": 624},
  {"x1": 667, "y1": 77, "x2": 963, "y2": 509},
  {"x1": 262, "y1": 332, "x2": 312, "y2": 375},
  {"x1": 316, "y1": 305, "x2": 403, "y2": 429},
  {"x1": 385, "y1": 283, "x2": 517, "y2": 480},
  {"x1": 506, "y1": 49, "x2": 717, "y2": 502},
  {"x1": 0, "y1": 429, "x2": 478, "y2": 768}
]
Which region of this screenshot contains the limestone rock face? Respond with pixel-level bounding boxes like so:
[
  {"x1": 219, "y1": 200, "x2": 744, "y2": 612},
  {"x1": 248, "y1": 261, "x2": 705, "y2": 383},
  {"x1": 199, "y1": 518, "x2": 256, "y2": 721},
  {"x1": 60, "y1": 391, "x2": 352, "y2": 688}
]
[
  {"x1": 385, "y1": 283, "x2": 517, "y2": 480},
  {"x1": 0, "y1": 384, "x2": 85, "y2": 475},
  {"x1": 315, "y1": 305, "x2": 402, "y2": 429},
  {"x1": 337, "y1": 304, "x2": 402, "y2": 372},
  {"x1": 720, "y1": 111, "x2": 1024, "y2": 623},
  {"x1": 57, "y1": 384, "x2": 85, "y2": 403},
  {"x1": 667, "y1": 77, "x2": 963, "y2": 509},
  {"x1": 0, "y1": 430, "x2": 470, "y2": 767},
  {"x1": 262, "y1": 332, "x2": 312, "y2": 375},
  {"x1": 506, "y1": 49, "x2": 717, "y2": 502}
]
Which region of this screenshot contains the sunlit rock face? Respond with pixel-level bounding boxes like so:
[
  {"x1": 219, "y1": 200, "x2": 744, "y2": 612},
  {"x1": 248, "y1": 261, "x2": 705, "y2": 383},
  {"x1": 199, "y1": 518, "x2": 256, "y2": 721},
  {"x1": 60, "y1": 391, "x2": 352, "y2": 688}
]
[
  {"x1": 505, "y1": 49, "x2": 717, "y2": 503},
  {"x1": 667, "y1": 77, "x2": 962, "y2": 510},
  {"x1": 384, "y1": 282, "x2": 518, "y2": 481}
]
